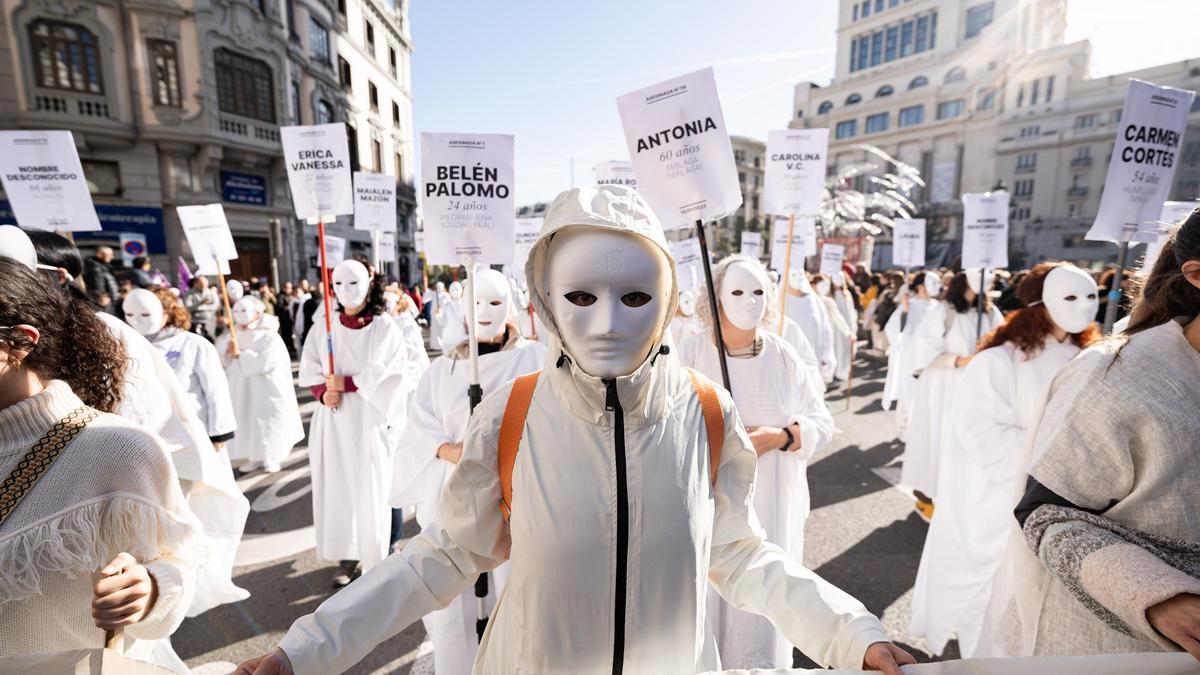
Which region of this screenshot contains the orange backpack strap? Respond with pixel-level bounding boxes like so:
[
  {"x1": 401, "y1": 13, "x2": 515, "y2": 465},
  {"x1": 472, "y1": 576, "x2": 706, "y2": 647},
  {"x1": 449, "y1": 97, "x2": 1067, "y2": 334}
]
[
  {"x1": 685, "y1": 368, "x2": 725, "y2": 487},
  {"x1": 498, "y1": 371, "x2": 541, "y2": 521}
]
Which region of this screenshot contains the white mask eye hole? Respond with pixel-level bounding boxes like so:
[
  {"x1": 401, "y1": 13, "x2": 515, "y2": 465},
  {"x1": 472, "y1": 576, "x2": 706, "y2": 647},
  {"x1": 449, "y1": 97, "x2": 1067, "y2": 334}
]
[
  {"x1": 564, "y1": 291, "x2": 597, "y2": 307},
  {"x1": 731, "y1": 289, "x2": 744, "y2": 296},
  {"x1": 753, "y1": 289, "x2": 764, "y2": 296},
  {"x1": 1088, "y1": 293, "x2": 1097, "y2": 300},
  {"x1": 621, "y1": 292, "x2": 652, "y2": 308},
  {"x1": 489, "y1": 300, "x2": 502, "y2": 306},
  {"x1": 1063, "y1": 294, "x2": 1077, "y2": 301}
]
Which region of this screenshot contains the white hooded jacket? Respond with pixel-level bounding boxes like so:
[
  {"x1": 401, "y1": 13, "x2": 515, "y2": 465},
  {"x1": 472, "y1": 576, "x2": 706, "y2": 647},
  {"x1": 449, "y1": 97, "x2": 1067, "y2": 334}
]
[{"x1": 277, "y1": 185, "x2": 888, "y2": 674}]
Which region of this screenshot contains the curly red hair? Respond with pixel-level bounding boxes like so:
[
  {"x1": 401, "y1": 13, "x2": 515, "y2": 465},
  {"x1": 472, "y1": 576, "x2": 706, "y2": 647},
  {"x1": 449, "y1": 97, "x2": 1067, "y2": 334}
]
[{"x1": 978, "y1": 262, "x2": 1100, "y2": 354}]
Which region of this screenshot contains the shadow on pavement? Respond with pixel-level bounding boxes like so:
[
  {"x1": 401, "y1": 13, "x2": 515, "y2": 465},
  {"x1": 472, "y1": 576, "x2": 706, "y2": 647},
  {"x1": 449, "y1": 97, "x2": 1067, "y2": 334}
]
[{"x1": 808, "y1": 439, "x2": 905, "y2": 511}]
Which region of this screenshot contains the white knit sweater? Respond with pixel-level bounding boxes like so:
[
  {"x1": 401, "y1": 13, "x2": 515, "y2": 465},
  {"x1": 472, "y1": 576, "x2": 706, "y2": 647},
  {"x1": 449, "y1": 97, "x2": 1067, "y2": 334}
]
[{"x1": 0, "y1": 381, "x2": 205, "y2": 658}]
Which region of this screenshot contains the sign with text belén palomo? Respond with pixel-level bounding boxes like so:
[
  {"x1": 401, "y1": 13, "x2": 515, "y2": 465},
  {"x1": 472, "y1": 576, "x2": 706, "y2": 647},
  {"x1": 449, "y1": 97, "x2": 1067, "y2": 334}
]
[
  {"x1": 616, "y1": 67, "x2": 742, "y2": 230},
  {"x1": 764, "y1": 129, "x2": 829, "y2": 217},
  {"x1": 353, "y1": 171, "x2": 396, "y2": 231},
  {"x1": 0, "y1": 130, "x2": 100, "y2": 231},
  {"x1": 420, "y1": 132, "x2": 515, "y2": 265},
  {"x1": 961, "y1": 192, "x2": 1010, "y2": 270},
  {"x1": 1087, "y1": 79, "x2": 1195, "y2": 243},
  {"x1": 280, "y1": 123, "x2": 354, "y2": 221}
]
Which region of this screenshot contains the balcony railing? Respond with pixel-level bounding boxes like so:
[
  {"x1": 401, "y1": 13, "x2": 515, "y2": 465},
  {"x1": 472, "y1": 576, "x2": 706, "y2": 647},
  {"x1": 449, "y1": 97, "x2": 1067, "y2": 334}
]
[
  {"x1": 1015, "y1": 165, "x2": 1037, "y2": 174},
  {"x1": 1067, "y1": 186, "x2": 1089, "y2": 198},
  {"x1": 33, "y1": 92, "x2": 112, "y2": 119},
  {"x1": 1070, "y1": 156, "x2": 1092, "y2": 167},
  {"x1": 218, "y1": 113, "x2": 281, "y2": 145}
]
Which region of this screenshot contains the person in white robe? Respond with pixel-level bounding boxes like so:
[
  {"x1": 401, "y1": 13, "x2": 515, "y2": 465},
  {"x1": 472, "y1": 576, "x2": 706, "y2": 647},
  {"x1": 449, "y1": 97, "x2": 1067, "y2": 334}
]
[
  {"x1": 900, "y1": 269, "x2": 1002, "y2": 514},
  {"x1": 427, "y1": 281, "x2": 447, "y2": 351},
  {"x1": 669, "y1": 288, "x2": 704, "y2": 346},
  {"x1": 780, "y1": 316, "x2": 824, "y2": 396},
  {"x1": 391, "y1": 268, "x2": 546, "y2": 675},
  {"x1": 881, "y1": 272, "x2": 941, "y2": 418},
  {"x1": 680, "y1": 255, "x2": 835, "y2": 670},
  {"x1": 910, "y1": 264, "x2": 1099, "y2": 657},
  {"x1": 813, "y1": 274, "x2": 856, "y2": 383},
  {"x1": 507, "y1": 276, "x2": 549, "y2": 345},
  {"x1": 438, "y1": 281, "x2": 468, "y2": 349},
  {"x1": 783, "y1": 269, "x2": 837, "y2": 382},
  {"x1": 218, "y1": 296, "x2": 305, "y2": 473},
  {"x1": 300, "y1": 261, "x2": 424, "y2": 586}
]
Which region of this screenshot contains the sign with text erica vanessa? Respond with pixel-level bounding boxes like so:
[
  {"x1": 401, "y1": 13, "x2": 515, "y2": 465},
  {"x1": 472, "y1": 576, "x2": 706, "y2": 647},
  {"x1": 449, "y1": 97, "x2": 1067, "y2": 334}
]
[
  {"x1": 891, "y1": 218, "x2": 926, "y2": 268},
  {"x1": 420, "y1": 132, "x2": 515, "y2": 265},
  {"x1": 595, "y1": 161, "x2": 638, "y2": 189},
  {"x1": 961, "y1": 192, "x2": 1010, "y2": 270},
  {"x1": 280, "y1": 123, "x2": 354, "y2": 221},
  {"x1": 352, "y1": 172, "x2": 396, "y2": 231},
  {"x1": 764, "y1": 129, "x2": 829, "y2": 217},
  {"x1": 0, "y1": 130, "x2": 100, "y2": 231},
  {"x1": 616, "y1": 68, "x2": 741, "y2": 230},
  {"x1": 1088, "y1": 79, "x2": 1196, "y2": 243}
]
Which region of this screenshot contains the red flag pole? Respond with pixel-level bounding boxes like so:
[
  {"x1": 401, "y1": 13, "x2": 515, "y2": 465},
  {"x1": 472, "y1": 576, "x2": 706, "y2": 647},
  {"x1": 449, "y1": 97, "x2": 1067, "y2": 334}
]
[{"x1": 317, "y1": 217, "x2": 335, "y2": 375}]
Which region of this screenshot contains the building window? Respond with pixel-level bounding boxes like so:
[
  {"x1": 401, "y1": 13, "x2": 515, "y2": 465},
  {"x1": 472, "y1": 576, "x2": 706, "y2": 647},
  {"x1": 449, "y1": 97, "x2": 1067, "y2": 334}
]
[
  {"x1": 147, "y1": 39, "x2": 180, "y2": 106},
  {"x1": 1075, "y1": 145, "x2": 1091, "y2": 160},
  {"x1": 346, "y1": 124, "x2": 359, "y2": 171},
  {"x1": 1017, "y1": 84, "x2": 1025, "y2": 108},
  {"x1": 915, "y1": 14, "x2": 930, "y2": 52},
  {"x1": 909, "y1": 75, "x2": 928, "y2": 89},
  {"x1": 1075, "y1": 113, "x2": 1097, "y2": 129},
  {"x1": 866, "y1": 112, "x2": 889, "y2": 134},
  {"x1": 395, "y1": 152, "x2": 403, "y2": 181},
  {"x1": 817, "y1": 101, "x2": 833, "y2": 115},
  {"x1": 392, "y1": 101, "x2": 400, "y2": 127},
  {"x1": 977, "y1": 88, "x2": 996, "y2": 110},
  {"x1": 372, "y1": 139, "x2": 382, "y2": 172},
  {"x1": 309, "y1": 18, "x2": 330, "y2": 65},
  {"x1": 862, "y1": 1, "x2": 870, "y2": 18},
  {"x1": 853, "y1": 4, "x2": 859, "y2": 20},
  {"x1": 875, "y1": 0, "x2": 884, "y2": 12},
  {"x1": 964, "y1": 2, "x2": 994, "y2": 39},
  {"x1": 81, "y1": 160, "x2": 121, "y2": 195},
  {"x1": 337, "y1": 0, "x2": 346, "y2": 15},
  {"x1": 368, "y1": 81, "x2": 379, "y2": 111},
  {"x1": 214, "y1": 49, "x2": 275, "y2": 122},
  {"x1": 287, "y1": 0, "x2": 299, "y2": 41},
  {"x1": 898, "y1": 104, "x2": 924, "y2": 127},
  {"x1": 944, "y1": 67, "x2": 966, "y2": 84},
  {"x1": 856, "y1": 35, "x2": 868, "y2": 71},
  {"x1": 845, "y1": 93, "x2": 862, "y2": 105},
  {"x1": 885, "y1": 26, "x2": 898, "y2": 62},
  {"x1": 316, "y1": 99, "x2": 334, "y2": 124},
  {"x1": 291, "y1": 80, "x2": 301, "y2": 123},
  {"x1": 900, "y1": 19, "x2": 914, "y2": 57},
  {"x1": 835, "y1": 120, "x2": 858, "y2": 139},
  {"x1": 936, "y1": 99, "x2": 965, "y2": 119},
  {"x1": 338, "y1": 56, "x2": 352, "y2": 90},
  {"x1": 875, "y1": 84, "x2": 894, "y2": 98},
  {"x1": 1014, "y1": 206, "x2": 1031, "y2": 220},
  {"x1": 389, "y1": 47, "x2": 397, "y2": 77},
  {"x1": 1016, "y1": 152, "x2": 1037, "y2": 172},
  {"x1": 1013, "y1": 178, "x2": 1034, "y2": 198},
  {"x1": 1030, "y1": 79, "x2": 1040, "y2": 105},
  {"x1": 1019, "y1": 125, "x2": 1040, "y2": 138},
  {"x1": 870, "y1": 31, "x2": 882, "y2": 66},
  {"x1": 365, "y1": 22, "x2": 375, "y2": 53},
  {"x1": 29, "y1": 20, "x2": 104, "y2": 94},
  {"x1": 1045, "y1": 75, "x2": 1055, "y2": 103}
]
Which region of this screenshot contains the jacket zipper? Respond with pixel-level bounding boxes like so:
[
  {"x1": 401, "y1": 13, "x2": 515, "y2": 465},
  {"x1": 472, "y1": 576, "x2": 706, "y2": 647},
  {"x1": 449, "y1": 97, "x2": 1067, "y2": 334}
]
[{"x1": 604, "y1": 379, "x2": 628, "y2": 675}]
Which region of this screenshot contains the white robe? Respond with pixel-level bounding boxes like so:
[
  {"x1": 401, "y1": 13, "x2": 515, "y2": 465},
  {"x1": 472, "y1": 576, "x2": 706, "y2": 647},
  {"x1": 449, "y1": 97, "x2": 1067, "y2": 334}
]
[
  {"x1": 669, "y1": 313, "x2": 703, "y2": 347},
  {"x1": 390, "y1": 311, "x2": 431, "y2": 372},
  {"x1": 428, "y1": 291, "x2": 454, "y2": 351},
  {"x1": 439, "y1": 297, "x2": 467, "y2": 350},
  {"x1": 149, "y1": 329, "x2": 238, "y2": 441},
  {"x1": 911, "y1": 339, "x2": 1080, "y2": 657},
  {"x1": 880, "y1": 298, "x2": 938, "y2": 412},
  {"x1": 679, "y1": 331, "x2": 835, "y2": 670},
  {"x1": 784, "y1": 292, "x2": 836, "y2": 382},
  {"x1": 900, "y1": 303, "x2": 1003, "y2": 497},
  {"x1": 823, "y1": 296, "x2": 855, "y2": 381},
  {"x1": 391, "y1": 335, "x2": 546, "y2": 675},
  {"x1": 780, "y1": 316, "x2": 823, "y2": 395},
  {"x1": 217, "y1": 317, "x2": 306, "y2": 470},
  {"x1": 299, "y1": 313, "x2": 423, "y2": 568}
]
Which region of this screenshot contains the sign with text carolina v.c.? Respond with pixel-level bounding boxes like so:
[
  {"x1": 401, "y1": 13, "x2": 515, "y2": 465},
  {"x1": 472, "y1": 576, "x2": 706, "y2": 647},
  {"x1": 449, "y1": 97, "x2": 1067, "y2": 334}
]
[
  {"x1": 420, "y1": 132, "x2": 515, "y2": 265},
  {"x1": 280, "y1": 123, "x2": 354, "y2": 221},
  {"x1": 764, "y1": 128, "x2": 829, "y2": 217},
  {"x1": 616, "y1": 67, "x2": 742, "y2": 230}
]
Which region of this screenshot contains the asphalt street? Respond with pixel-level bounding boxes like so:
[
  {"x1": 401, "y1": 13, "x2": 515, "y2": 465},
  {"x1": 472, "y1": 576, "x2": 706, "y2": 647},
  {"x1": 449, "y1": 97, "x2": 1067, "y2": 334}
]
[{"x1": 174, "y1": 348, "x2": 959, "y2": 673}]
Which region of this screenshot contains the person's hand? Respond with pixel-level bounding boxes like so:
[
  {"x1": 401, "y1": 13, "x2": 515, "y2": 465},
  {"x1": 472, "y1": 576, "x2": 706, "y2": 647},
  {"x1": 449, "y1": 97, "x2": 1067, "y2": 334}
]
[
  {"x1": 900, "y1": 292, "x2": 910, "y2": 311},
  {"x1": 213, "y1": 441, "x2": 226, "y2": 451},
  {"x1": 1147, "y1": 593, "x2": 1200, "y2": 660},
  {"x1": 92, "y1": 552, "x2": 157, "y2": 630},
  {"x1": 747, "y1": 427, "x2": 786, "y2": 456},
  {"x1": 437, "y1": 442, "x2": 464, "y2": 465},
  {"x1": 862, "y1": 641, "x2": 917, "y2": 674},
  {"x1": 322, "y1": 390, "x2": 342, "y2": 409},
  {"x1": 227, "y1": 340, "x2": 241, "y2": 358},
  {"x1": 954, "y1": 355, "x2": 973, "y2": 368},
  {"x1": 235, "y1": 648, "x2": 294, "y2": 675},
  {"x1": 325, "y1": 374, "x2": 345, "y2": 392}
]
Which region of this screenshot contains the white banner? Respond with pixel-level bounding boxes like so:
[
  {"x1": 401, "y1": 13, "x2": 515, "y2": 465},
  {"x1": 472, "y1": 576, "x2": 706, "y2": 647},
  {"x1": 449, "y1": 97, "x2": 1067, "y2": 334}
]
[
  {"x1": 323, "y1": 234, "x2": 346, "y2": 267},
  {"x1": 1142, "y1": 200, "x2": 1197, "y2": 271},
  {"x1": 770, "y1": 218, "x2": 808, "y2": 272},
  {"x1": 0, "y1": 130, "x2": 100, "y2": 231},
  {"x1": 739, "y1": 231, "x2": 762, "y2": 259},
  {"x1": 594, "y1": 161, "x2": 638, "y2": 189},
  {"x1": 177, "y1": 204, "x2": 238, "y2": 276},
  {"x1": 118, "y1": 232, "x2": 148, "y2": 267},
  {"x1": 819, "y1": 242, "x2": 846, "y2": 277},
  {"x1": 420, "y1": 132, "x2": 515, "y2": 265},
  {"x1": 1088, "y1": 79, "x2": 1196, "y2": 243},
  {"x1": 280, "y1": 123, "x2": 354, "y2": 220},
  {"x1": 763, "y1": 128, "x2": 829, "y2": 216},
  {"x1": 931, "y1": 162, "x2": 957, "y2": 204},
  {"x1": 352, "y1": 171, "x2": 396, "y2": 231},
  {"x1": 961, "y1": 192, "x2": 1010, "y2": 270},
  {"x1": 378, "y1": 229, "x2": 395, "y2": 250},
  {"x1": 616, "y1": 67, "x2": 742, "y2": 230},
  {"x1": 512, "y1": 216, "x2": 544, "y2": 271},
  {"x1": 669, "y1": 237, "x2": 704, "y2": 292},
  {"x1": 892, "y1": 218, "x2": 927, "y2": 268}
]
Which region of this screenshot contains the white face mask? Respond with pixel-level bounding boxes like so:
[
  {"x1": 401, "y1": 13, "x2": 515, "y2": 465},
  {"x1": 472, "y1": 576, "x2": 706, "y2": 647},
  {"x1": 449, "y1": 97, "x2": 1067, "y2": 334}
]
[
  {"x1": 472, "y1": 269, "x2": 513, "y2": 341},
  {"x1": 123, "y1": 288, "x2": 165, "y2": 336},
  {"x1": 923, "y1": 272, "x2": 943, "y2": 297},
  {"x1": 965, "y1": 268, "x2": 996, "y2": 295},
  {"x1": 1041, "y1": 265, "x2": 1098, "y2": 334},
  {"x1": 720, "y1": 261, "x2": 767, "y2": 331},
  {"x1": 232, "y1": 297, "x2": 261, "y2": 328},
  {"x1": 226, "y1": 280, "x2": 245, "y2": 302},
  {"x1": 678, "y1": 289, "x2": 697, "y2": 317},
  {"x1": 384, "y1": 291, "x2": 400, "y2": 314},
  {"x1": 449, "y1": 281, "x2": 464, "y2": 300},
  {"x1": 435, "y1": 282, "x2": 446, "y2": 293},
  {"x1": 815, "y1": 279, "x2": 831, "y2": 296},
  {"x1": 545, "y1": 228, "x2": 669, "y2": 379},
  {"x1": 332, "y1": 260, "x2": 371, "y2": 309}
]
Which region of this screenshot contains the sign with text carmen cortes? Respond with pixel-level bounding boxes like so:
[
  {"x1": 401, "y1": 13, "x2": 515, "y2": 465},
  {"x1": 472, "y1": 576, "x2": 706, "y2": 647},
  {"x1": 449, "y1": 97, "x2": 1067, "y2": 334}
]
[
  {"x1": 595, "y1": 161, "x2": 638, "y2": 189},
  {"x1": 764, "y1": 129, "x2": 829, "y2": 217},
  {"x1": 961, "y1": 192, "x2": 1010, "y2": 270},
  {"x1": 177, "y1": 203, "x2": 238, "y2": 276},
  {"x1": 739, "y1": 231, "x2": 762, "y2": 259},
  {"x1": 616, "y1": 67, "x2": 742, "y2": 230},
  {"x1": 1087, "y1": 79, "x2": 1196, "y2": 243},
  {"x1": 891, "y1": 218, "x2": 926, "y2": 268},
  {"x1": 280, "y1": 123, "x2": 354, "y2": 221},
  {"x1": 0, "y1": 130, "x2": 100, "y2": 231},
  {"x1": 352, "y1": 171, "x2": 396, "y2": 231},
  {"x1": 420, "y1": 132, "x2": 515, "y2": 265},
  {"x1": 819, "y1": 242, "x2": 846, "y2": 277}
]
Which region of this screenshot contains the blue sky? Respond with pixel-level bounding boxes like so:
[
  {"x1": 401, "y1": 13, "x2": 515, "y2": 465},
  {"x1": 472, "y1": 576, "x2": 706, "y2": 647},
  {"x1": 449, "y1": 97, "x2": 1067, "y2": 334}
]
[{"x1": 409, "y1": 0, "x2": 1200, "y2": 206}]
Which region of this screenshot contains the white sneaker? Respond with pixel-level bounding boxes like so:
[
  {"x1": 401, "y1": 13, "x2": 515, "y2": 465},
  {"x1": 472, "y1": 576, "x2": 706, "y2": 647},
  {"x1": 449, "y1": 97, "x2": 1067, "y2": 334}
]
[{"x1": 263, "y1": 464, "x2": 281, "y2": 474}]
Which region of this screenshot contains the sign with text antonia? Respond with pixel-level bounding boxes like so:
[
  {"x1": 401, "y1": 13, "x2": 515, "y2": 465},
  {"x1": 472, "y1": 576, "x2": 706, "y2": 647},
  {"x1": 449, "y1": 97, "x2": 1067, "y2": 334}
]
[
  {"x1": 1088, "y1": 79, "x2": 1195, "y2": 243},
  {"x1": 280, "y1": 123, "x2": 354, "y2": 221},
  {"x1": 352, "y1": 171, "x2": 396, "y2": 231},
  {"x1": 0, "y1": 130, "x2": 100, "y2": 231},
  {"x1": 420, "y1": 132, "x2": 515, "y2": 265},
  {"x1": 617, "y1": 67, "x2": 741, "y2": 230},
  {"x1": 764, "y1": 129, "x2": 829, "y2": 217},
  {"x1": 961, "y1": 192, "x2": 1010, "y2": 270},
  {"x1": 891, "y1": 218, "x2": 926, "y2": 268}
]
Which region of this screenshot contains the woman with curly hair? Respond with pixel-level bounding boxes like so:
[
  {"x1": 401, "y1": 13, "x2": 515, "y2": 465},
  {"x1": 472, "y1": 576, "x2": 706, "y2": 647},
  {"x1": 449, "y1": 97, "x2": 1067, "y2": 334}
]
[
  {"x1": 0, "y1": 257, "x2": 204, "y2": 666},
  {"x1": 909, "y1": 262, "x2": 1099, "y2": 658}
]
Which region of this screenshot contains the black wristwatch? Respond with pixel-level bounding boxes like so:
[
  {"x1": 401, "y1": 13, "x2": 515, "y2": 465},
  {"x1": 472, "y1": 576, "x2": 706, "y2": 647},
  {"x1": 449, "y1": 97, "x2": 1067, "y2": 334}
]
[{"x1": 778, "y1": 426, "x2": 795, "y2": 452}]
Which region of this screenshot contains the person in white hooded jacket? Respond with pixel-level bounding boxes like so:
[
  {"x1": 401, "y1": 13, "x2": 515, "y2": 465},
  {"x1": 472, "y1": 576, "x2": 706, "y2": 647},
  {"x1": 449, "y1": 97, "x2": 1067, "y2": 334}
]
[
  {"x1": 784, "y1": 269, "x2": 837, "y2": 383},
  {"x1": 237, "y1": 185, "x2": 913, "y2": 675},
  {"x1": 881, "y1": 271, "x2": 941, "y2": 417}
]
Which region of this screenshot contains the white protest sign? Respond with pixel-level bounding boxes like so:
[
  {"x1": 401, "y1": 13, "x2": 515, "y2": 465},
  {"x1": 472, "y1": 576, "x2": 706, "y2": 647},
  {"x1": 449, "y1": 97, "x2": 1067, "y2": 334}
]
[
  {"x1": 415, "y1": 229, "x2": 426, "y2": 255},
  {"x1": 323, "y1": 234, "x2": 346, "y2": 266},
  {"x1": 764, "y1": 128, "x2": 829, "y2": 216},
  {"x1": 595, "y1": 161, "x2": 638, "y2": 189},
  {"x1": 819, "y1": 243, "x2": 846, "y2": 277},
  {"x1": 177, "y1": 204, "x2": 238, "y2": 276},
  {"x1": 376, "y1": 230, "x2": 396, "y2": 261},
  {"x1": 420, "y1": 132, "x2": 515, "y2": 265},
  {"x1": 669, "y1": 237, "x2": 704, "y2": 292},
  {"x1": 1142, "y1": 200, "x2": 1197, "y2": 271},
  {"x1": 512, "y1": 216, "x2": 543, "y2": 271},
  {"x1": 961, "y1": 192, "x2": 1010, "y2": 269},
  {"x1": 616, "y1": 67, "x2": 742, "y2": 230},
  {"x1": 740, "y1": 231, "x2": 762, "y2": 259},
  {"x1": 352, "y1": 171, "x2": 396, "y2": 231},
  {"x1": 0, "y1": 130, "x2": 100, "y2": 231},
  {"x1": 1087, "y1": 79, "x2": 1195, "y2": 243},
  {"x1": 280, "y1": 123, "x2": 354, "y2": 221},
  {"x1": 770, "y1": 217, "x2": 808, "y2": 272},
  {"x1": 118, "y1": 232, "x2": 148, "y2": 267},
  {"x1": 892, "y1": 218, "x2": 926, "y2": 268}
]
